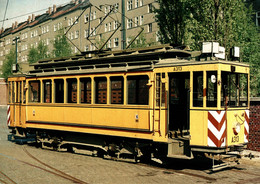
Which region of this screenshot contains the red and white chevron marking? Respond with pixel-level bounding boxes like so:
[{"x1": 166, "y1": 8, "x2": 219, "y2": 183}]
[
  {"x1": 208, "y1": 111, "x2": 226, "y2": 147},
  {"x1": 244, "y1": 110, "x2": 249, "y2": 143},
  {"x1": 7, "y1": 105, "x2": 10, "y2": 126}
]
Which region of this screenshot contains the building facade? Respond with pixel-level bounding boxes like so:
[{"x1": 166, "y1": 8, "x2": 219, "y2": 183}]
[{"x1": 0, "y1": 0, "x2": 159, "y2": 75}]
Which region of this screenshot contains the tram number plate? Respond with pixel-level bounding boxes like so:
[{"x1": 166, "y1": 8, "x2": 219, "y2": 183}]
[
  {"x1": 173, "y1": 66, "x2": 182, "y2": 71},
  {"x1": 231, "y1": 135, "x2": 239, "y2": 143}
]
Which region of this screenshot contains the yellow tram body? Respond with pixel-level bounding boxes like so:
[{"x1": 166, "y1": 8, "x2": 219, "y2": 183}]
[{"x1": 7, "y1": 45, "x2": 250, "y2": 161}]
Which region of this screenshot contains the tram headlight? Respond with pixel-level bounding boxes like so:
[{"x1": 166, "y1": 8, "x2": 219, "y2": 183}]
[{"x1": 232, "y1": 122, "x2": 241, "y2": 135}]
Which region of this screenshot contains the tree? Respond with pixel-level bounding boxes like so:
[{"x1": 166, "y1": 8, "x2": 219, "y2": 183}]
[
  {"x1": 52, "y1": 30, "x2": 72, "y2": 57},
  {"x1": 28, "y1": 41, "x2": 49, "y2": 64},
  {"x1": 128, "y1": 32, "x2": 156, "y2": 49},
  {"x1": 1, "y1": 48, "x2": 16, "y2": 80},
  {"x1": 155, "y1": 0, "x2": 260, "y2": 96}
]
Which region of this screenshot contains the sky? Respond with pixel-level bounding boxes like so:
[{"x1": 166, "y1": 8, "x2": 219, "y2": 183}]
[{"x1": 0, "y1": 0, "x2": 72, "y2": 29}]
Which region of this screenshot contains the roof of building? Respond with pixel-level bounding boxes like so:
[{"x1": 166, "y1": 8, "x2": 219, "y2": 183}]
[{"x1": 0, "y1": 0, "x2": 90, "y2": 38}]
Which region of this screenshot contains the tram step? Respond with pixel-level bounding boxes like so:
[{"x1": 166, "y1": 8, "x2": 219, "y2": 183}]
[{"x1": 212, "y1": 162, "x2": 238, "y2": 172}]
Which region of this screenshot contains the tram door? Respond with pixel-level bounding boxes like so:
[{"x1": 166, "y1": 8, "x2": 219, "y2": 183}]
[
  {"x1": 13, "y1": 80, "x2": 25, "y2": 127},
  {"x1": 168, "y1": 72, "x2": 190, "y2": 137}
]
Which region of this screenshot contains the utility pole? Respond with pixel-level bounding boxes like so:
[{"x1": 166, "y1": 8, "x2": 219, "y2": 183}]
[
  {"x1": 121, "y1": 0, "x2": 126, "y2": 50},
  {"x1": 13, "y1": 36, "x2": 19, "y2": 72}
]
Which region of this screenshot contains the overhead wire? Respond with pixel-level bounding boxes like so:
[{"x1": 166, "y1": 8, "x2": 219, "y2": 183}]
[{"x1": 1, "y1": 0, "x2": 9, "y2": 29}]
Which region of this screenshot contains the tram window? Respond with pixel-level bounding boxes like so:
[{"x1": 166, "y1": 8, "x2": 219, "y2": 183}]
[
  {"x1": 67, "y1": 79, "x2": 77, "y2": 103},
  {"x1": 12, "y1": 82, "x2": 15, "y2": 103},
  {"x1": 156, "y1": 74, "x2": 161, "y2": 106},
  {"x1": 221, "y1": 72, "x2": 248, "y2": 107},
  {"x1": 17, "y1": 82, "x2": 22, "y2": 103},
  {"x1": 23, "y1": 81, "x2": 26, "y2": 103},
  {"x1": 8, "y1": 82, "x2": 11, "y2": 103},
  {"x1": 193, "y1": 72, "x2": 203, "y2": 107},
  {"x1": 95, "y1": 77, "x2": 107, "y2": 104},
  {"x1": 80, "y1": 78, "x2": 91, "y2": 104},
  {"x1": 16, "y1": 82, "x2": 19, "y2": 103},
  {"x1": 206, "y1": 71, "x2": 217, "y2": 107},
  {"x1": 54, "y1": 79, "x2": 64, "y2": 103},
  {"x1": 110, "y1": 77, "x2": 123, "y2": 104},
  {"x1": 43, "y1": 80, "x2": 52, "y2": 103},
  {"x1": 127, "y1": 75, "x2": 149, "y2": 105},
  {"x1": 29, "y1": 81, "x2": 41, "y2": 103}
]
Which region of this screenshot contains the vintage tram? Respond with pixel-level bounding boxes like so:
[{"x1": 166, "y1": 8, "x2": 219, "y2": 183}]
[{"x1": 7, "y1": 45, "x2": 250, "y2": 170}]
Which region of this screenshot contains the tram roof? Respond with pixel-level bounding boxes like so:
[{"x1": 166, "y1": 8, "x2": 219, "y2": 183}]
[{"x1": 26, "y1": 44, "x2": 249, "y2": 77}]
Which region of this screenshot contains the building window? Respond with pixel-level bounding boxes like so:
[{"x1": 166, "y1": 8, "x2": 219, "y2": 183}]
[
  {"x1": 105, "y1": 23, "x2": 108, "y2": 32},
  {"x1": 80, "y1": 78, "x2": 91, "y2": 103},
  {"x1": 54, "y1": 25, "x2": 57, "y2": 32},
  {"x1": 140, "y1": 0, "x2": 143, "y2": 6},
  {"x1": 90, "y1": 27, "x2": 96, "y2": 36},
  {"x1": 127, "y1": 0, "x2": 133, "y2": 10},
  {"x1": 135, "y1": 0, "x2": 139, "y2": 8},
  {"x1": 75, "y1": 30, "x2": 79, "y2": 39},
  {"x1": 95, "y1": 77, "x2": 107, "y2": 104},
  {"x1": 93, "y1": 11, "x2": 96, "y2": 19},
  {"x1": 135, "y1": 17, "x2": 139, "y2": 26},
  {"x1": 127, "y1": 19, "x2": 133, "y2": 29},
  {"x1": 128, "y1": 76, "x2": 149, "y2": 105},
  {"x1": 67, "y1": 79, "x2": 77, "y2": 103},
  {"x1": 111, "y1": 77, "x2": 124, "y2": 104},
  {"x1": 84, "y1": 30, "x2": 89, "y2": 38},
  {"x1": 148, "y1": 23, "x2": 152, "y2": 32},
  {"x1": 114, "y1": 3, "x2": 119, "y2": 12},
  {"x1": 85, "y1": 14, "x2": 89, "y2": 23},
  {"x1": 75, "y1": 16, "x2": 78, "y2": 24},
  {"x1": 109, "y1": 22, "x2": 112, "y2": 31},
  {"x1": 257, "y1": 11, "x2": 260, "y2": 27},
  {"x1": 57, "y1": 23, "x2": 62, "y2": 30},
  {"x1": 105, "y1": 6, "x2": 108, "y2": 14},
  {"x1": 85, "y1": 45, "x2": 89, "y2": 51},
  {"x1": 29, "y1": 81, "x2": 41, "y2": 103},
  {"x1": 140, "y1": 15, "x2": 143, "y2": 25},
  {"x1": 43, "y1": 80, "x2": 52, "y2": 103},
  {"x1": 108, "y1": 40, "x2": 112, "y2": 48},
  {"x1": 114, "y1": 37, "x2": 119, "y2": 47},
  {"x1": 55, "y1": 79, "x2": 64, "y2": 103},
  {"x1": 114, "y1": 21, "x2": 119, "y2": 30},
  {"x1": 148, "y1": 3, "x2": 153, "y2": 13}
]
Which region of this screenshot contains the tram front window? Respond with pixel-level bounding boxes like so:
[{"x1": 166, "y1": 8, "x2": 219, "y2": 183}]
[{"x1": 221, "y1": 72, "x2": 248, "y2": 107}]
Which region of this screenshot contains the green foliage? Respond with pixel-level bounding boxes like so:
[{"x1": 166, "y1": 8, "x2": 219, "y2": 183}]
[
  {"x1": 155, "y1": 0, "x2": 260, "y2": 96},
  {"x1": 52, "y1": 30, "x2": 72, "y2": 57},
  {"x1": 28, "y1": 41, "x2": 49, "y2": 64},
  {"x1": 1, "y1": 48, "x2": 16, "y2": 80}
]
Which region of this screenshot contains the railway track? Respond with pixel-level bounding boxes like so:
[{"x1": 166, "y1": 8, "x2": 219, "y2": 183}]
[
  {"x1": 0, "y1": 170, "x2": 17, "y2": 184},
  {"x1": 22, "y1": 147, "x2": 88, "y2": 184},
  {"x1": 0, "y1": 148, "x2": 88, "y2": 184}
]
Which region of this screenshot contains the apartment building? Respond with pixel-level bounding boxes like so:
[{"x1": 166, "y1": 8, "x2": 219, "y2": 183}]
[{"x1": 0, "y1": 0, "x2": 159, "y2": 75}]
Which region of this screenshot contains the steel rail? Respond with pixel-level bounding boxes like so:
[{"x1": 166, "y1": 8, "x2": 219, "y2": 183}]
[{"x1": 22, "y1": 147, "x2": 88, "y2": 184}]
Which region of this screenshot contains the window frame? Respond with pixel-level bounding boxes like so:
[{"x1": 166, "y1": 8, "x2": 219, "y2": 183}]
[
  {"x1": 110, "y1": 76, "x2": 124, "y2": 104},
  {"x1": 127, "y1": 75, "x2": 149, "y2": 105},
  {"x1": 28, "y1": 80, "x2": 41, "y2": 103},
  {"x1": 95, "y1": 77, "x2": 107, "y2": 104}
]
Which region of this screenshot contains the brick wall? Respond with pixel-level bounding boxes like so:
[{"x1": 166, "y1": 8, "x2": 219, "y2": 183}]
[
  {"x1": 0, "y1": 78, "x2": 7, "y2": 106},
  {"x1": 248, "y1": 97, "x2": 260, "y2": 151}
]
